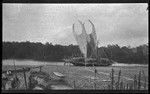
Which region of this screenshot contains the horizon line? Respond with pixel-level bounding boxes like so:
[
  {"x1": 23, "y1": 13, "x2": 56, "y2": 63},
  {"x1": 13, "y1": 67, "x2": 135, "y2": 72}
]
[{"x1": 2, "y1": 40, "x2": 148, "y2": 48}]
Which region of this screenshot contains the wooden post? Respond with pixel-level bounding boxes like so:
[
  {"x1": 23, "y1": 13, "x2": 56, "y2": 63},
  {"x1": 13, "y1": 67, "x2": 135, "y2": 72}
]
[
  {"x1": 111, "y1": 69, "x2": 114, "y2": 90},
  {"x1": 138, "y1": 71, "x2": 141, "y2": 90},
  {"x1": 134, "y1": 75, "x2": 137, "y2": 90},
  {"x1": 93, "y1": 82, "x2": 96, "y2": 90},
  {"x1": 73, "y1": 80, "x2": 76, "y2": 89},
  {"x1": 126, "y1": 84, "x2": 129, "y2": 90},
  {"x1": 94, "y1": 67, "x2": 97, "y2": 90},
  {"x1": 23, "y1": 68, "x2": 27, "y2": 90},
  {"x1": 13, "y1": 60, "x2": 19, "y2": 89},
  {"x1": 39, "y1": 66, "x2": 42, "y2": 72},
  {"x1": 142, "y1": 70, "x2": 147, "y2": 89},
  {"x1": 117, "y1": 70, "x2": 121, "y2": 90}
]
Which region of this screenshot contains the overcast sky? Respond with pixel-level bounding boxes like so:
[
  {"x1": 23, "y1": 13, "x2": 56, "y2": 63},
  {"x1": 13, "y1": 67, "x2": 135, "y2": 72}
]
[{"x1": 3, "y1": 3, "x2": 148, "y2": 47}]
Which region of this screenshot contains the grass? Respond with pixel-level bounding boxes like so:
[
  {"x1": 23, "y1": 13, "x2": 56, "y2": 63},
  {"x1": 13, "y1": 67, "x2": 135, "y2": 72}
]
[
  {"x1": 2, "y1": 63, "x2": 148, "y2": 90},
  {"x1": 107, "y1": 68, "x2": 148, "y2": 90}
]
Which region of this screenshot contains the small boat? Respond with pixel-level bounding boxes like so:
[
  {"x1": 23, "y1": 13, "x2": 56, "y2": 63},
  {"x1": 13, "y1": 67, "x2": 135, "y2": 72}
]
[{"x1": 66, "y1": 57, "x2": 112, "y2": 66}]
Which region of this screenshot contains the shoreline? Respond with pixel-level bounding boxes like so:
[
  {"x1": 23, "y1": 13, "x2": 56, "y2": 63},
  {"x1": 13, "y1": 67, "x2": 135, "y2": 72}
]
[{"x1": 2, "y1": 59, "x2": 148, "y2": 67}]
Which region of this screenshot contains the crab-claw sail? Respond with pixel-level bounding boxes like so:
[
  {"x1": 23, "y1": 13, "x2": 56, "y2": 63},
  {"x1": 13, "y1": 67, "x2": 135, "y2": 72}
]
[
  {"x1": 72, "y1": 21, "x2": 87, "y2": 58},
  {"x1": 86, "y1": 20, "x2": 98, "y2": 58},
  {"x1": 73, "y1": 20, "x2": 98, "y2": 59},
  {"x1": 71, "y1": 20, "x2": 112, "y2": 66}
]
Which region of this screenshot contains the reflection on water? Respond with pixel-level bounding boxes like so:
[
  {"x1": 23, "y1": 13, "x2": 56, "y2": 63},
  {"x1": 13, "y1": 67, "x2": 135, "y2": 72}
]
[{"x1": 2, "y1": 59, "x2": 148, "y2": 67}]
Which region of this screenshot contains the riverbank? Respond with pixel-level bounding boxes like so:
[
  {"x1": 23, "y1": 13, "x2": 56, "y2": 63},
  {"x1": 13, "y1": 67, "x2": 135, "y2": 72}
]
[
  {"x1": 2, "y1": 63, "x2": 148, "y2": 90},
  {"x1": 3, "y1": 59, "x2": 148, "y2": 67}
]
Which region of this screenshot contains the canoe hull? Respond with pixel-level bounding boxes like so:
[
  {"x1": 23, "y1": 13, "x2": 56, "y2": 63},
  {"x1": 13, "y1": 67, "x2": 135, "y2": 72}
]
[{"x1": 64, "y1": 57, "x2": 113, "y2": 66}]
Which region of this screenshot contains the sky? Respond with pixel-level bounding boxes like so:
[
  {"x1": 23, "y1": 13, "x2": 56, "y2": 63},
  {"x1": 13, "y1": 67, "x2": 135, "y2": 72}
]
[{"x1": 3, "y1": 3, "x2": 148, "y2": 47}]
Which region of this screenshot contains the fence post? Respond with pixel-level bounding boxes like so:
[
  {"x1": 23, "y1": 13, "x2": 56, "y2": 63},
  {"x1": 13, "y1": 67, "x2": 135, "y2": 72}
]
[
  {"x1": 23, "y1": 68, "x2": 27, "y2": 90},
  {"x1": 93, "y1": 82, "x2": 96, "y2": 90},
  {"x1": 138, "y1": 71, "x2": 141, "y2": 90},
  {"x1": 94, "y1": 68, "x2": 97, "y2": 90},
  {"x1": 73, "y1": 80, "x2": 76, "y2": 89},
  {"x1": 126, "y1": 83, "x2": 129, "y2": 90},
  {"x1": 142, "y1": 70, "x2": 147, "y2": 89},
  {"x1": 117, "y1": 70, "x2": 121, "y2": 90},
  {"x1": 134, "y1": 75, "x2": 137, "y2": 90},
  {"x1": 39, "y1": 66, "x2": 42, "y2": 72},
  {"x1": 111, "y1": 69, "x2": 114, "y2": 90}
]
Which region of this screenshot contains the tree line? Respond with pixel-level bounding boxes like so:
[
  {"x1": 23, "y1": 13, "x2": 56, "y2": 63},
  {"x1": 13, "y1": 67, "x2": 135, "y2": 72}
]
[{"x1": 2, "y1": 41, "x2": 148, "y2": 64}]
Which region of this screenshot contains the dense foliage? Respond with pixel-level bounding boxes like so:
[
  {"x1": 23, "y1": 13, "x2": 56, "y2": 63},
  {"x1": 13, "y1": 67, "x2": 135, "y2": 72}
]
[{"x1": 2, "y1": 41, "x2": 148, "y2": 64}]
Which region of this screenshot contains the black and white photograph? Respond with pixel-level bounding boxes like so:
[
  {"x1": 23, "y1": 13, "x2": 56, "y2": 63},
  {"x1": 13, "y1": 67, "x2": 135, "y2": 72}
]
[{"x1": 2, "y1": 2, "x2": 148, "y2": 92}]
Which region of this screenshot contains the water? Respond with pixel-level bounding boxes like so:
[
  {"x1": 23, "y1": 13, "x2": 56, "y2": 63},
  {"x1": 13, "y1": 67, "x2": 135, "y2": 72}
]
[
  {"x1": 2, "y1": 59, "x2": 148, "y2": 67},
  {"x1": 112, "y1": 62, "x2": 148, "y2": 67}
]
